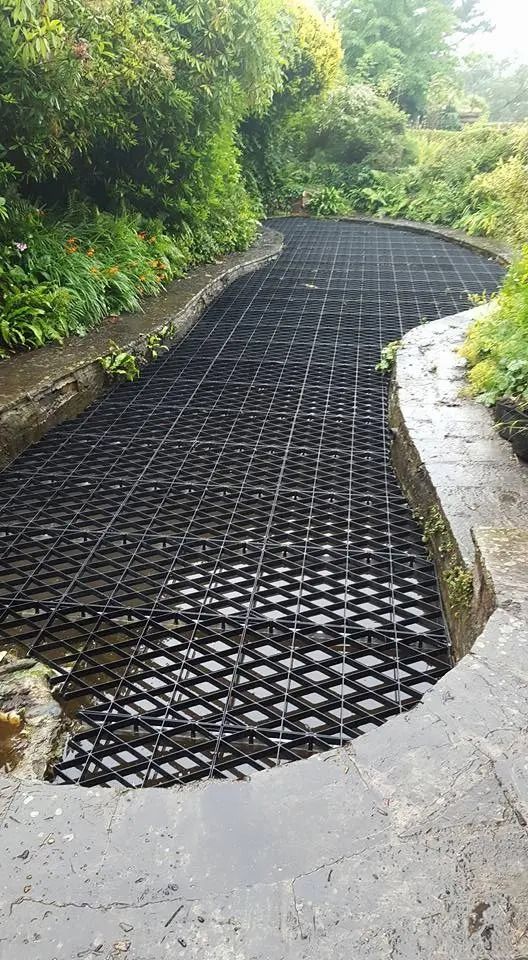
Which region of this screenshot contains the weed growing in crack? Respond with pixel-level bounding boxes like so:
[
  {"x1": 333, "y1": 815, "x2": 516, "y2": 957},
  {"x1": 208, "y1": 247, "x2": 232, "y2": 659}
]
[
  {"x1": 99, "y1": 341, "x2": 140, "y2": 382},
  {"x1": 146, "y1": 333, "x2": 168, "y2": 361},
  {"x1": 376, "y1": 339, "x2": 401, "y2": 374}
]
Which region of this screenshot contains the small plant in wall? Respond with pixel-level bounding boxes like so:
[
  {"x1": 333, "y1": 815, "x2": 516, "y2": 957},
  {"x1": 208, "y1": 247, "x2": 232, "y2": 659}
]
[
  {"x1": 444, "y1": 565, "x2": 473, "y2": 611},
  {"x1": 159, "y1": 321, "x2": 176, "y2": 340},
  {"x1": 99, "y1": 341, "x2": 140, "y2": 381},
  {"x1": 376, "y1": 340, "x2": 401, "y2": 374},
  {"x1": 146, "y1": 333, "x2": 168, "y2": 360},
  {"x1": 467, "y1": 290, "x2": 495, "y2": 307}
]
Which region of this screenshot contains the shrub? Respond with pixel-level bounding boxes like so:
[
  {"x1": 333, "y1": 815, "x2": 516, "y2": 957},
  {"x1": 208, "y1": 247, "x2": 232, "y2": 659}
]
[
  {"x1": 401, "y1": 126, "x2": 514, "y2": 226},
  {"x1": 250, "y1": 80, "x2": 410, "y2": 214},
  {"x1": 0, "y1": 203, "x2": 188, "y2": 350},
  {"x1": 1, "y1": 0, "x2": 323, "y2": 352},
  {"x1": 239, "y1": 2, "x2": 343, "y2": 214},
  {"x1": 461, "y1": 131, "x2": 528, "y2": 247},
  {"x1": 296, "y1": 84, "x2": 409, "y2": 171},
  {"x1": 462, "y1": 248, "x2": 528, "y2": 405},
  {"x1": 351, "y1": 124, "x2": 528, "y2": 246},
  {"x1": 308, "y1": 186, "x2": 349, "y2": 217},
  {"x1": 0, "y1": 284, "x2": 70, "y2": 349}
]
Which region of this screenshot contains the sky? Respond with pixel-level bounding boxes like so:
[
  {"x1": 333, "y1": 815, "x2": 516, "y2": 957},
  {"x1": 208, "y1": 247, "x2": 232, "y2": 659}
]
[{"x1": 463, "y1": 0, "x2": 528, "y2": 61}]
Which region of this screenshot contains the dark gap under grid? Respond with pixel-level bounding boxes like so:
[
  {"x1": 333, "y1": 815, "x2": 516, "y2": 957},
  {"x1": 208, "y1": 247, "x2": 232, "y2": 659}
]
[{"x1": 0, "y1": 219, "x2": 503, "y2": 787}]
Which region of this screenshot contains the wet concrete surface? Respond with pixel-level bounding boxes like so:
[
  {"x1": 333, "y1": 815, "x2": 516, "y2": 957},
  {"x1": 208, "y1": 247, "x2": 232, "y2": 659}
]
[
  {"x1": 2, "y1": 603, "x2": 528, "y2": 958},
  {"x1": 390, "y1": 305, "x2": 528, "y2": 650},
  {"x1": 475, "y1": 527, "x2": 528, "y2": 609},
  {"x1": 390, "y1": 305, "x2": 528, "y2": 658}
]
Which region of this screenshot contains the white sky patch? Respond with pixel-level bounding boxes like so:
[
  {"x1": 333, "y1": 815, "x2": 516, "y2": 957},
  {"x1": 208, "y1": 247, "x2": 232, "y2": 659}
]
[{"x1": 461, "y1": 0, "x2": 528, "y2": 62}]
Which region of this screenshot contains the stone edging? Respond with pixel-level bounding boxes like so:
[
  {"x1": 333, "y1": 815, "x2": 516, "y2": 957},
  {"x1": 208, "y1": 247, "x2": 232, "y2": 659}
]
[
  {"x1": 0, "y1": 227, "x2": 283, "y2": 468},
  {"x1": 390, "y1": 303, "x2": 528, "y2": 657}
]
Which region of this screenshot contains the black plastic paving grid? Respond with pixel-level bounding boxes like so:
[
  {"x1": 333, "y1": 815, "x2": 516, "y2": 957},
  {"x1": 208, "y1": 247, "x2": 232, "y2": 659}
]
[{"x1": 0, "y1": 219, "x2": 503, "y2": 787}]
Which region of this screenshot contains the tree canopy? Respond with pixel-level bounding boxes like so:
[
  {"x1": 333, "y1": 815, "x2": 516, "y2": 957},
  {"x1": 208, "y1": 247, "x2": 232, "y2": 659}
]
[
  {"x1": 327, "y1": 0, "x2": 489, "y2": 117},
  {"x1": 461, "y1": 54, "x2": 528, "y2": 122},
  {"x1": 1, "y1": 0, "x2": 527, "y2": 356}
]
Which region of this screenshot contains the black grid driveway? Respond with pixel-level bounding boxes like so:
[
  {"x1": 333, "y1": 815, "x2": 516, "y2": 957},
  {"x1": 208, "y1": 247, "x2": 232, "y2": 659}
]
[{"x1": 0, "y1": 219, "x2": 503, "y2": 786}]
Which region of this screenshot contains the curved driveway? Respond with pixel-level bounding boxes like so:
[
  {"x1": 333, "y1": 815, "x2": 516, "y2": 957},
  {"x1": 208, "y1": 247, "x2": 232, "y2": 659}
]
[{"x1": 0, "y1": 219, "x2": 503, "y2": 787}]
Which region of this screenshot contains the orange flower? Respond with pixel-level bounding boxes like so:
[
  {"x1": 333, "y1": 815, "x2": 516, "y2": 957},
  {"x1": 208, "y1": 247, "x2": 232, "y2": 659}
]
[
  {"x1": 107, "y1": 266, "x2": 119, "y2": 275},
  {"x1": 139, "y1": 275, "x2": 146, "y2": 281},
  {"x1": 86, "y1": 248, "x2": 95, "y2": 257}
]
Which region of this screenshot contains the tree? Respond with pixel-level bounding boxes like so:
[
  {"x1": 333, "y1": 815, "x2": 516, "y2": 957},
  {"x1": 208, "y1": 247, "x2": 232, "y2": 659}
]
[
  {"x1": 461, "y1": 54, "x2": 528, "y2": 122},
  {"x1": 240, "y1": 0, "x2": 343, "y2": 209},
  {"x1": 327, "y1": 0, "x2": 488, "y2": 118}
]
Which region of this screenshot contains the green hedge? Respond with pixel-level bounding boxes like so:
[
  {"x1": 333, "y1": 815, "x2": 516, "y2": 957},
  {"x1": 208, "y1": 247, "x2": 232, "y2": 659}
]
[
  {"x1": 462, "y1": 249, "x2": 528, "y2": 406},
  {"x1": 0, "y1": 0, "x2": 341, "y2": 352},
  {"x1": 355, "y1": 125, "x2": 528, "y2": 248}
]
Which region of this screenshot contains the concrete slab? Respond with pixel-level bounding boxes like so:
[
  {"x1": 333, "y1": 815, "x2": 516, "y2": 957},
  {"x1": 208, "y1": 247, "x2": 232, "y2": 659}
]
[{"x1": 2, "y1": 605, "x2": 528, "y2": 959}]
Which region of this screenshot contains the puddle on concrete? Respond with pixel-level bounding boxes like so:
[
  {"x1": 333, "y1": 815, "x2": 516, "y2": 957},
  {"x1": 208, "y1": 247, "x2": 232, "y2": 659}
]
[{"x1": 0, "y1": 717, "x2": 26, "y2": 774}]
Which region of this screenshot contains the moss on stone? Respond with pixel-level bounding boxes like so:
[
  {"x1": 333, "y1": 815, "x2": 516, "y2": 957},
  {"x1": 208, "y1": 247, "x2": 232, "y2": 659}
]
[{"x1": 420, "y1": 505, "x2": 474, "y2": 616}]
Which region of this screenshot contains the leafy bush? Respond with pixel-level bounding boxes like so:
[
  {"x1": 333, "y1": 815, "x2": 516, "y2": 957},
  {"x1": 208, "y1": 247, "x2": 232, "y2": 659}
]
[
  {"x1": 249, "y1": 80, "x2": 410, "y2": 214},
  {"x1": 355, "y1": 168, "x2": 414, "y2": 217},
  {"x1": 0, "y1": 0, "x2": 330, "y2": 352},
  {"x1": 308, "y1": 186, "x2": 349, "y2": 217},
  {"x1": 461, "y1": 135, "x2": 528, "y2": 248},
  {"x1": 0, "y1": 203, "x2": 188, "y2": 349},
  {"x1": 353, "y1": 124, "x2": 528, "y2": 246},
  {"x1": 298, "y1": 85, "x2": 409, "y2": 171},
  {"x1": 0, "y1": 283, "x2": 70, "y2": 349},
  {"x1": 402, "y1": 127, "x2": 516, "y2": 227},
  {"x1": 461, "y1": 249, "x2": 528, "y2": 405},
  {"x1": 0, "y1": 0, "x2": 284, "y2": 221},
  {"x1": 239, "y1": 3, "x2": 343, "y2": 213}
]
